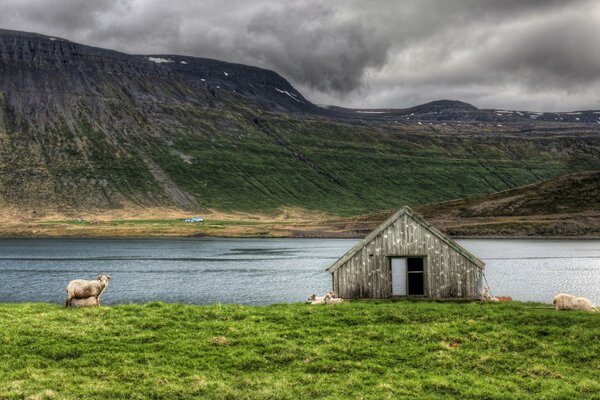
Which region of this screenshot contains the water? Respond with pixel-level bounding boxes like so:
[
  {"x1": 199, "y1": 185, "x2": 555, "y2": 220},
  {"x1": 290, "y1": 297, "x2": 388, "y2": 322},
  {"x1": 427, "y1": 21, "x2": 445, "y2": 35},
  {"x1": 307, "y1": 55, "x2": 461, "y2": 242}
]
[
  {"x1": 459, "y1": 239, "x2": 600, "y2": 305},
  {"x1": 0, "y1": 238, "x2": 347, "y2": 305},
  {"x1": 0, "y1": 238, "x2": 599, "y2": 305}
]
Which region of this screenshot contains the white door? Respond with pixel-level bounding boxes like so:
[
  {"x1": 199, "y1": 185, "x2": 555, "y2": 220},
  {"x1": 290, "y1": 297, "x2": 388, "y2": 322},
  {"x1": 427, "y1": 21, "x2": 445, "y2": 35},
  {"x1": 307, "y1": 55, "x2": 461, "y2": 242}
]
[{"x1": 391, "y1": 257, "x2": 407, "y2": 296}]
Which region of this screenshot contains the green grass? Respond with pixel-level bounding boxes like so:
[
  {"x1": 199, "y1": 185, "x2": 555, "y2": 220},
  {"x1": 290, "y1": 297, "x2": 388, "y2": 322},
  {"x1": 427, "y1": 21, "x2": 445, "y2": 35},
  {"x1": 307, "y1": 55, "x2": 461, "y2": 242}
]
[{"x1": 1, "y1": 301, "x2": 599, "y2": 399}]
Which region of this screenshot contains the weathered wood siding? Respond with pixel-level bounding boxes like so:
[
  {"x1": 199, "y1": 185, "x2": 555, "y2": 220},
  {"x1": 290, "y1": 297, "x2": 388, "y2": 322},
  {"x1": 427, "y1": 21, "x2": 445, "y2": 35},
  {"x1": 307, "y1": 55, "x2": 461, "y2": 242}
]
[{"x1": 332, "y1": 213, "x2": 482, "y2": 299}]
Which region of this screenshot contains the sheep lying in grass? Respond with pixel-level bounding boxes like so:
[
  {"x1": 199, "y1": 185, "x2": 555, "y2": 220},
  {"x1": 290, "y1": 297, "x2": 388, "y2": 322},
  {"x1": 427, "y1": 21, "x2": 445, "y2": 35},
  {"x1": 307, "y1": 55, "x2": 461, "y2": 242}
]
[
  {"x1": 553, "y1": 293, "x2": 598, "y2": 312},
  {"x1": 65, "y1": 275, "x2": 112, "y2": 307},
  {"x1": 308, "y1": 291, "x2": 334, "y2": 304},
  {"x1": 482, "y1": 287, "x2": 499, "y2": 302},
  {"x1": 308, "y1": 291, "x2": 337, "y2": 305},
  {"x1": 308, "y1": 293, "x2": 326, "y2": 303},
  {"x1": 324, "y1": 291, "x2": 344, "y2": 305}
]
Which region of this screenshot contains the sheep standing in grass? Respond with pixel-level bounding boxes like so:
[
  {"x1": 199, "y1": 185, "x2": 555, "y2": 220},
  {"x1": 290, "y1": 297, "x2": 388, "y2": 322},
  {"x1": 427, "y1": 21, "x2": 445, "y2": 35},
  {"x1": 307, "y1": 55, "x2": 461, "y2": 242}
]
[
  {"x1": 65, "y1": 275, "x2": 112, "y2": 307},
  {"x1": 553, "y1": 293, "x2": 598, "y2": 312}
]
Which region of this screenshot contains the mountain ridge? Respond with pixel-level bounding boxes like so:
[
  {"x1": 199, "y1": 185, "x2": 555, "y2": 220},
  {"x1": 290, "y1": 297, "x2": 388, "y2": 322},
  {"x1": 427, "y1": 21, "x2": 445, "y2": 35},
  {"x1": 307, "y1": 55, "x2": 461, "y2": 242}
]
[
  {"x1": 3, "y1": 28, "x2": 599, "y2": 119},
  {"x1": 1, "y1": 28, "x2": 600, "y2": 219}
]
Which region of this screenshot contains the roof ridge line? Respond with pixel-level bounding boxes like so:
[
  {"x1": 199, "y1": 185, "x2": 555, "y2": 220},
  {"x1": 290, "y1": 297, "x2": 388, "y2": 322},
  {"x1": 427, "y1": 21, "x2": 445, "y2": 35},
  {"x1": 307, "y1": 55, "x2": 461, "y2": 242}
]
[{"x1": 327, "y1": 206, "x2": 484, "y2": 273}]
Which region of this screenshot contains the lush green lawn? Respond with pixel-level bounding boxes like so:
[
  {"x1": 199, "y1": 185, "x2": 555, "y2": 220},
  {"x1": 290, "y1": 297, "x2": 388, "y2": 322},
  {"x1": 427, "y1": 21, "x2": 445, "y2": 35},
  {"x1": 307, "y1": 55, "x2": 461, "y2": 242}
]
[{"x1": 1, "y1": 301, "x2": 598, "y2": 399}]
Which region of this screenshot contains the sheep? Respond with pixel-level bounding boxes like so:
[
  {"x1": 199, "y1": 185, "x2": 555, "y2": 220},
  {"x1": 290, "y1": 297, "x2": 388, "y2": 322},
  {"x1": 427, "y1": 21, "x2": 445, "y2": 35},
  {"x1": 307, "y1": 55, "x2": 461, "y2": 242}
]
[
  {"x1": 308, "y1": 293, "x2": 325, "y2": 303},
  {"x1": 72, "y1": 297, "x2": 100, "y2": 307},
  {"x1": 308, "y1": 291, "x2": 335, "y2": 303},
  {"x1": 482, "y1": 287, "x2": 499, "y2": 302},
  {"x1": 65, "y1": 275, "x2": 112, "y2": 307},
  {"x1": 324, "y1": 291, "x2": 344, "y2": 305},
  {"x1": 553, "y1": 293, "x2": 598, "y2": 312}
]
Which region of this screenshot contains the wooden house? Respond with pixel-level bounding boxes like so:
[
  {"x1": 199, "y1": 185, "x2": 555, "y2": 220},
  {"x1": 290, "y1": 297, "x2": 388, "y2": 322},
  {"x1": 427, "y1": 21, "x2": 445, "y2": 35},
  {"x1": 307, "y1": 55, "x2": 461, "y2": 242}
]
[{"x1": 327, "y1": 206, "x2": 484, "y2": 299}]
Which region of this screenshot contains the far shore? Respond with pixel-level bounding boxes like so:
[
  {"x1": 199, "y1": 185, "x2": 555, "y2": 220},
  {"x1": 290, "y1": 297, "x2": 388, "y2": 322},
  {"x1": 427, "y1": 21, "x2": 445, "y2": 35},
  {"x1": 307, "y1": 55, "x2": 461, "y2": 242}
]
[
  {"x1": 2, "y1": 207, "x2": 599, "y2": 239},
  {"x1": 2, "y1": 231, "x2": 600, "y2": 240}
]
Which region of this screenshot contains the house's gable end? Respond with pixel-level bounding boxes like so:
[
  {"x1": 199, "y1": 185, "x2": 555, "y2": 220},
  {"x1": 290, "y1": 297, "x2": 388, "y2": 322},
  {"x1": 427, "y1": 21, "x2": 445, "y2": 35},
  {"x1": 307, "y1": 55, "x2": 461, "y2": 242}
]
[
  {"x1": 327, "y1": 206, "x2": 484, "y2": 274},
  {"x1": 402, "y1": 208, "x2": 485, "y2": 268}
]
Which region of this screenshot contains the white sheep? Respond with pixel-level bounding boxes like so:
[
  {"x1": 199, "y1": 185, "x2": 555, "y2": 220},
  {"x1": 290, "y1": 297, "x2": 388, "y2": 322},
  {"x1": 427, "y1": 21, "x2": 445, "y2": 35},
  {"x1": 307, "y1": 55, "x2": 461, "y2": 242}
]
[
  {"x1": 482, "y1": 287, "x2": 499, "y2": 302},
  {"x1": 553, "y1": 293, "x2": 598, "y2": 312},
  {"x1": 308, "y1": 291, "x2": 334, "y2": 303},
  {"x1": 65, "y1": 275, "x2": 112, "y2": 307},
  {"x1": 308, "y1": 293, "x2": 326, "y2": 303},
  {"x1": 324, "y1": 291, "x2": 344, "y2": 305}
]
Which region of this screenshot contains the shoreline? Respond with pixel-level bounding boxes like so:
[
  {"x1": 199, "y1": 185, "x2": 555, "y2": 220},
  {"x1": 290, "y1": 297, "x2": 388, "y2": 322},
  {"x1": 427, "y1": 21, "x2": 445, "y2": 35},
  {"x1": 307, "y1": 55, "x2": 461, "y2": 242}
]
[
  {"x1": 2, "y1": 233, "x2": 600, "y2": 240},
  {"x1": 1, "y1": 230, "x2": 600, "y2": 240},
  {"x1": 2, "y1": 208, "x2": 600, "y2": 240},
  {"x1": 0, "y1": 298, "x2": 549, "y2": 306}
]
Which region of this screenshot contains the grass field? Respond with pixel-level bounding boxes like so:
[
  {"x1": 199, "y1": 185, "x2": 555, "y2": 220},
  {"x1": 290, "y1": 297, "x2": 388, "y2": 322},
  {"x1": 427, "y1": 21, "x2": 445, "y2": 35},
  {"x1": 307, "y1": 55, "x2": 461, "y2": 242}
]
[
  {"x1": 4, "y1": 217, "x2": 326, "y2": 238},
  {"x1": 1, "y1": 301, "x2": 599, "y2": 399}
]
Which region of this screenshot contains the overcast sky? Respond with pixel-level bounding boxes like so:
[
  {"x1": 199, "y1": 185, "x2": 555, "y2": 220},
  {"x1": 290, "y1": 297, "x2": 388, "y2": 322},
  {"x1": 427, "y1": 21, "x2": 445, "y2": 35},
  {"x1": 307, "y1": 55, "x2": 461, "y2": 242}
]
[{"x1": 1, "y1": 0, "x2": 599, "y2": 111}]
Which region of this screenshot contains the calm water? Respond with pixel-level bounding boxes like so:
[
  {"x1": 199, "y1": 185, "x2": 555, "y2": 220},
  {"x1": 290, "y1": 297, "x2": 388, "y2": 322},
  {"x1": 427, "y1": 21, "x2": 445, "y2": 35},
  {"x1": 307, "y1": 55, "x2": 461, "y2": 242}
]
[{"x1": 0, "y1": 238, "x2": 599, "y2": 305}]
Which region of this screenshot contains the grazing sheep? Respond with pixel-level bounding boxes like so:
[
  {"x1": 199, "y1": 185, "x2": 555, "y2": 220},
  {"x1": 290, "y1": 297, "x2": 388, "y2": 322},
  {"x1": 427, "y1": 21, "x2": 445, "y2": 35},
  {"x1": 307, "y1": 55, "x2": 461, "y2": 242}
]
[
  {"x1": 553, "y1": 293, "x2": 598, "y2": 312},
  {"x1": 65, "y1": 275, "x2": 112, "y2": 307}
]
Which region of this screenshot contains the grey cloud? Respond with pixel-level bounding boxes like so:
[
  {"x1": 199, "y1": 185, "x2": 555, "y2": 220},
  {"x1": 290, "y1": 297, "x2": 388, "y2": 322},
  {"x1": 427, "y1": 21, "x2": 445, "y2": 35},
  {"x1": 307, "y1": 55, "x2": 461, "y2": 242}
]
[
  {"x1": 239, "y1": 2, "x2": 391, "y2": 94},
  {"x1": 0, "y1": 0, "x2": 598, "y2": 111}
]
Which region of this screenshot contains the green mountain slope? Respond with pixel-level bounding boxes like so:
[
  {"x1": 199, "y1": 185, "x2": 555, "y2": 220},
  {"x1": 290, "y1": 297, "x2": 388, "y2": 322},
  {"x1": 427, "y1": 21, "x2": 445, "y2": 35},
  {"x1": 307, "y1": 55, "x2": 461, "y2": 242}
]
[
  {"x1": 2, "y1": 29, "x2": 600, "y2": 217},
  {"x1": 146, "y1": 110, "x2": 600, "y2": 215}
]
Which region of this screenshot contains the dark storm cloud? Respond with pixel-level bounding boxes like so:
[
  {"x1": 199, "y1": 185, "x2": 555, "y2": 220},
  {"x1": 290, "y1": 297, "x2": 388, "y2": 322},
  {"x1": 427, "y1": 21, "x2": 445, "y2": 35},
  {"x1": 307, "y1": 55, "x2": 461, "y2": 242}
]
[{"x1": 0, "y1": 0, "x2": 598, "y2": 110}]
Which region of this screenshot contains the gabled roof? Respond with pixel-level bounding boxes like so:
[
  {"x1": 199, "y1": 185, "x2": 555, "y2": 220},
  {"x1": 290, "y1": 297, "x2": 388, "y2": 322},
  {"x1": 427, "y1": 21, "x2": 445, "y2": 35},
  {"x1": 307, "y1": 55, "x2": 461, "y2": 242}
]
[{"x1": 327, "y1": 206, "x2": 485, "y2": 273}]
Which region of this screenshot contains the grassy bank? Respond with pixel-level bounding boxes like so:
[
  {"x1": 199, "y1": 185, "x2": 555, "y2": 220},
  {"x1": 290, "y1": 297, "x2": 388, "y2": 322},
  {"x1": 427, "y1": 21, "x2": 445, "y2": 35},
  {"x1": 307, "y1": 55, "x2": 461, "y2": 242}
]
[
  {"x1": 0, "y1": 209, "x2": 367, "y2": 238},
  {"x1": 1, "y1": 301, "x2": 599, "y2": 399}
]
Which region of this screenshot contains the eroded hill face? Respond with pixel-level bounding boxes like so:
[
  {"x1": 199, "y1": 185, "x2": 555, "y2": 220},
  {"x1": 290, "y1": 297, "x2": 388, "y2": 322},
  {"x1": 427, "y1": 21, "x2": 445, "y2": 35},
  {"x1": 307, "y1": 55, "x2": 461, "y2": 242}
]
[
  {"x1": 419, "y1": 171, "x2": 600, "y2": 217},
  {"x1": 1, "y1": 29, "x2": 600, "y2": 218},
  {"x1": 416, "y1": 171, "x2": 600, "y2": 237}
]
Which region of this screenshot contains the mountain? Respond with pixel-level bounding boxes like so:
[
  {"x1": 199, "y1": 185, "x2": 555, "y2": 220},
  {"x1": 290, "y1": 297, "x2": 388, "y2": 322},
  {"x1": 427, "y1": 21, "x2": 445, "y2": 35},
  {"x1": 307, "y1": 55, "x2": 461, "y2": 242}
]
[
  {"x1": 332, "y1": 99, "x2": 600, "y2": 124},
  {"x1": 1, "y1": 29, "x2": 600, "y2": 218}
]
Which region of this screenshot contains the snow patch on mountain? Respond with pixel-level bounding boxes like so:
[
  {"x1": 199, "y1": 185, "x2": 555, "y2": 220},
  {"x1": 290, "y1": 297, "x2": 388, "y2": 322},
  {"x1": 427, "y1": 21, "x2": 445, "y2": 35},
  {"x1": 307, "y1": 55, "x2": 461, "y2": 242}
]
[
  {"x1": 147, "y1": 57, "x2": 173, "y2": 64},
  {"x1": 275, "y1": 88, "x2": 302, "y2": 103}
]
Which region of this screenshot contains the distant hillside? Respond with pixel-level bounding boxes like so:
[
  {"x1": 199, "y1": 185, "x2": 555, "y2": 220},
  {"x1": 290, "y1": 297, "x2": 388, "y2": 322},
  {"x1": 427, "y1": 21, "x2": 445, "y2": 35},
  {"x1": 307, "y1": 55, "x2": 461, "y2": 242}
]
[
  {"x1": 416, "y1": 171, "x2": 600, "y2": 237},
  {"x1": 2, "y1": 29, "x2": 600, "y2": 219},
  {"x1": 331, "y1": 99, "x2": 600, "y2": 124}
]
